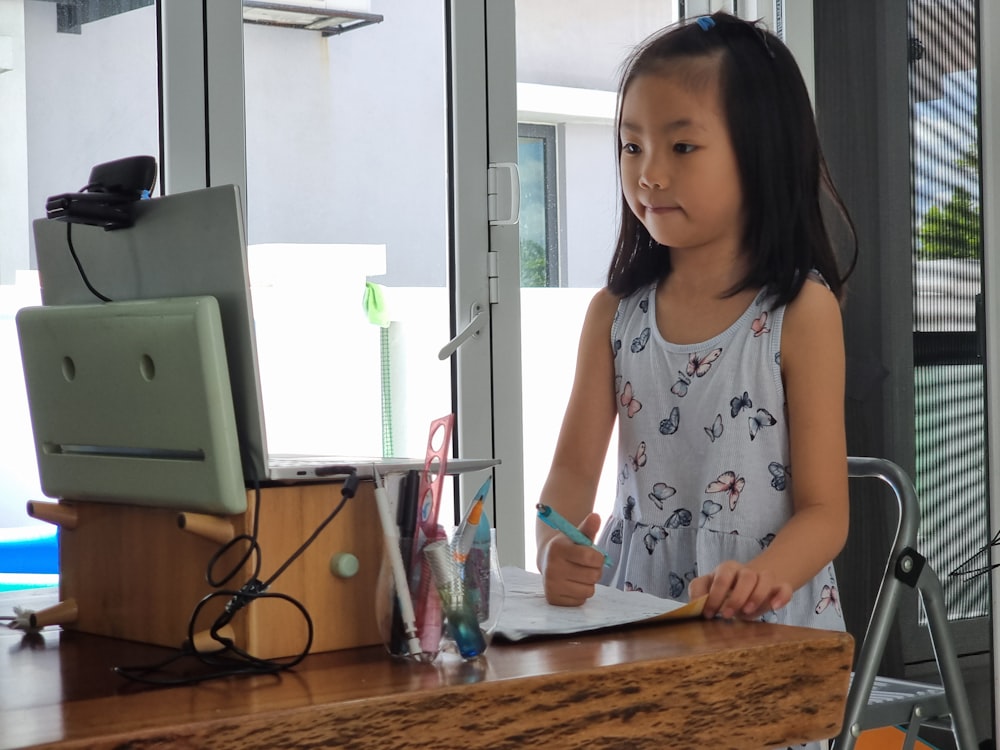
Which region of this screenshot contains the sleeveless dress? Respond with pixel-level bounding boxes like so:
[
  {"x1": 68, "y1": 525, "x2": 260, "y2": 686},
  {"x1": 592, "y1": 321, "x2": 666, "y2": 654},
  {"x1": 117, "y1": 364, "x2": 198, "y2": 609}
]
[{"x1": 596, "y1": 281, "x2": 845, "y2": 635}]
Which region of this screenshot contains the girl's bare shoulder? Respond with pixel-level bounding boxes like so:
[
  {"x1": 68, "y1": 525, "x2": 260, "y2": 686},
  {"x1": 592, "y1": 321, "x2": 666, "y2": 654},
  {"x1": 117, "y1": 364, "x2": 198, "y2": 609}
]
[
  {"x1": 590, "y1": 287, "x2": 622, "y2": 313},
  {"x1": 783, "y1": 277, "x2": 842, "y2": 332},
  {"x1": 781, "y1": 278, "x2": 844, "y2": 374},
  {"x1": 582, "y1": 287, "x2": 622, "y2": 332}
]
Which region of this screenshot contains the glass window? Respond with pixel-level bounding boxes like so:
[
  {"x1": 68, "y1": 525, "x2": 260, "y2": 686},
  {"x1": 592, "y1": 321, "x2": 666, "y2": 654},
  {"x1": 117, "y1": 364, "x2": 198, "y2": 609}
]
[
  {"x1": 908, "y1": 0, "x2": 988, "y2": 623},
  {"x1": 240, "y1": 0, "x2": 463, "y2": 510},
  {"x1": 517, "y1": 123, "x2": 559, "y2": 288},
  {"x1": 0, "y1": 0, "x2": 158, "y2": 588},
  {"x1": 515, "y1": 1, "x2": 679, "y2": 566}
]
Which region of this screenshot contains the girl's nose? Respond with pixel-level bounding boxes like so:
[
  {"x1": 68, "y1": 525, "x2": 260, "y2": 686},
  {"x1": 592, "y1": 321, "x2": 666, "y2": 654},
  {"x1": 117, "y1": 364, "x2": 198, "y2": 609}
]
[{"x1": 638, "y1": 156, "x2": 667, "y2": 190}]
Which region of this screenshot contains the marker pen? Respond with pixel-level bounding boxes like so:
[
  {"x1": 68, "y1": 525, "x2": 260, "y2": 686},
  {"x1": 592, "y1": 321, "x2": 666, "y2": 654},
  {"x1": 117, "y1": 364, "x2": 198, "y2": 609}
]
[{"x1": 536, "y1": 502, "x2": 613, "y2": 567}]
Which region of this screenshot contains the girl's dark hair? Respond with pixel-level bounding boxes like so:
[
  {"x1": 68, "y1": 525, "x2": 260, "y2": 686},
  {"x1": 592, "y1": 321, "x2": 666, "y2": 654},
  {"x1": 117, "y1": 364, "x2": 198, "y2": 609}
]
[{"x1": 607, "y1": 11, "x2": 858, "y2": 305}]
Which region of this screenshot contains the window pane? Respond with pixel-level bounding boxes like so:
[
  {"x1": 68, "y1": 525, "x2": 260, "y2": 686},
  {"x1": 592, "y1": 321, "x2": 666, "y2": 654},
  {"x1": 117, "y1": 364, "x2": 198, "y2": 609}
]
[
  {"x1": 0, "y1": 0, "x2": 158, "y2": 586},
  {"x1": 516, "y1": 1, "x2": 679, "y2": 567},
  {"x1": 517, "y1": 126, "x2": 552, "y2": 288},
  {"x1": 911, "y1": 3, "x2": 980, "y2": 334},
  {"x1": 908, "y1": 0, "x2": 988, "y2": 622},
  {"x1": 242, "y1": 0, "x2": 454, "y2": 464}
]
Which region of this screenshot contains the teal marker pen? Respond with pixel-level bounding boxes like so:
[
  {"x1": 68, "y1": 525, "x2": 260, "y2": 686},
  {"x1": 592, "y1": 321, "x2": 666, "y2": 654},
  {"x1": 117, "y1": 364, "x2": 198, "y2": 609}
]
[{"x1": 536, "y1": 503, "x2": 612, "y2": 567}]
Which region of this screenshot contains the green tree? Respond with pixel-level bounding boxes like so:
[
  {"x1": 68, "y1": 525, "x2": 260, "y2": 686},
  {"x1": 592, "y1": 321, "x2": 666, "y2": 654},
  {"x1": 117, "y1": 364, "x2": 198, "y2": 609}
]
[
  {"x1": 918, "y1": 138, "x2": 981, "y2": 260},
  {"x1": 520, "y1": 238, "x2": 548, "y2": 287},
  {"x1": 956, "y1": 141, "x2": 979, "y2": 171},
  {"x1": 918, "y1": 186, "x2": 980, "y2": 260}
]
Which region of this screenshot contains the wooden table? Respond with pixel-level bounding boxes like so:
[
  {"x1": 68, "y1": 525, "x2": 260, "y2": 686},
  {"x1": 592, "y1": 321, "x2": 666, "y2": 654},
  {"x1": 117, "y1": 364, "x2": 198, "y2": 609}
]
[{"x1": 0, "y1": 587, "x2": 853, "y2": 750}]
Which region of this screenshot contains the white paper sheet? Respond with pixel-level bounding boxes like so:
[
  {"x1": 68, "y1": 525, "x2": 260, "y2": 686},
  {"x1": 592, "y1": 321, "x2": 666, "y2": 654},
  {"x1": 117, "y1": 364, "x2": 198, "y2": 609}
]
[{"x1": 495, "y1": 566, "x2": 704, "y2": 641}]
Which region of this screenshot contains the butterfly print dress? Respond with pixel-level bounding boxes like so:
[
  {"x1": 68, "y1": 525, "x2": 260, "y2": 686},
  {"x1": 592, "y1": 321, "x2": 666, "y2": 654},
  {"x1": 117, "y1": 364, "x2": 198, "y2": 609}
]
[{"x1": 598, "y1": 283, "x2": 844, "y2": 633}]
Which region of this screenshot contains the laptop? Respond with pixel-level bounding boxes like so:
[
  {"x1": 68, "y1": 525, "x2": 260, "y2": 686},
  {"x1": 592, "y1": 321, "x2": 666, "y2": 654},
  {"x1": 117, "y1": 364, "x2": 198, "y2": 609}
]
[{"x1": 29, "y1": 184, "x2": 496, "y2": 493}]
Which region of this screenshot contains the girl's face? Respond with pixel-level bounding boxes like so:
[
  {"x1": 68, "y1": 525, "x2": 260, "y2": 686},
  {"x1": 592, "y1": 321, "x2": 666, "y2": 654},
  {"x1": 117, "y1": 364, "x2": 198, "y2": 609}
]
[{"x1": 619, "y1": 68, "x2": 744, "y2": 258}]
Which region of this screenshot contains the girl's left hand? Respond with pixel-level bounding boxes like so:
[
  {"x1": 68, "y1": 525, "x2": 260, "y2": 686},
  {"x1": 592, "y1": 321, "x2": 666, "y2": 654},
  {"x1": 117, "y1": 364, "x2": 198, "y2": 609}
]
[{"x1": 689, "y1": 561, "x2": 793, "y2": 620}]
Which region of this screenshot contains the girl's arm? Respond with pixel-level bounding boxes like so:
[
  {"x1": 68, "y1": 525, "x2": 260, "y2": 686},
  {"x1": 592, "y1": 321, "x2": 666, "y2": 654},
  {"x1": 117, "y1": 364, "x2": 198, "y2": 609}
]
[
  {"x1": 691, "y1": 279, "x2": 850, "y2": 619},
  {"x1": 536, "y1": 288, "x2": 619, "y2": 606}
]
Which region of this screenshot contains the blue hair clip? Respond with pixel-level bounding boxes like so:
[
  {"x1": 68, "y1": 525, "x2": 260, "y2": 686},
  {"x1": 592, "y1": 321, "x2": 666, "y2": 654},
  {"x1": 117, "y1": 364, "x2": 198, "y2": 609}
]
[{"x1": 696, "y1": 17, "x2": 716, "y2": 31}]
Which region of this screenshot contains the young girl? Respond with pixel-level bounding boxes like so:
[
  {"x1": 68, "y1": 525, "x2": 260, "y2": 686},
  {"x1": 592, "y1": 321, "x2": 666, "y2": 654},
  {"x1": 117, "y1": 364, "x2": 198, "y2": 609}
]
[{"x1": 537, "y1": 11, "x2": 857, "y2": 644}]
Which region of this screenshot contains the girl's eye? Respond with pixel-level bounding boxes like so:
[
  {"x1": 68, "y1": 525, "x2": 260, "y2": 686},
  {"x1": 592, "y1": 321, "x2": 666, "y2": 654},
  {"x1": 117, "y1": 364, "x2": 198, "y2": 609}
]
[
  {"x1": 674, "y1": 143, "x2": 696, "y2": 154},
  {"x1": 621, "y1": 142, "x2": 640, "y2": 155}
]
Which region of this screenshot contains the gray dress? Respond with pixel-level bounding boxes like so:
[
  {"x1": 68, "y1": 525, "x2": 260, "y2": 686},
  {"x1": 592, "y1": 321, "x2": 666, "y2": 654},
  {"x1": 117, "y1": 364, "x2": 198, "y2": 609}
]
[{"x1": 597, "y1": 281, "x2": 845, "y2": 636}]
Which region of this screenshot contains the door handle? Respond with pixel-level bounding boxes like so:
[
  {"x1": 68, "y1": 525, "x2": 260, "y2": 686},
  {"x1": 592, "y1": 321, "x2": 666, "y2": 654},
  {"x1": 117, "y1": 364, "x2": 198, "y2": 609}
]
[{"x1": 438, "y1": 304, "x2": 485, "y2": 360}]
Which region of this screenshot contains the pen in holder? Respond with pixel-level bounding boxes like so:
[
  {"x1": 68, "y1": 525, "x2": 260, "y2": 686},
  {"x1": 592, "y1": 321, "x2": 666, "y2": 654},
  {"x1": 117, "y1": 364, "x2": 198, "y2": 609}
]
[
  {"x1": 422, "y1": 540, "x2": 487, "y2": 659},
  {"x1": 375, "y1": 534, "x2": 440, "y2": 662},
  {"x1": 375, "y1": 516, "x2": 504, "y2": 663},
  {"x1": 438, "y1": 510, "x2": 505, "y2": 660}
]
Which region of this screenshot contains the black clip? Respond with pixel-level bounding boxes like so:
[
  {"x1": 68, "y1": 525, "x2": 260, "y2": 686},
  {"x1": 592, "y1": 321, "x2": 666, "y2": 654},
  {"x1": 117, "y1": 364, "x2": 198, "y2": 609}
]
[
  {"x1": 894, "y1": 547, "x2": 926, "y2": 588},
  {"x1": 224, "y1": 578, "x2": 267, "y2": 617}
]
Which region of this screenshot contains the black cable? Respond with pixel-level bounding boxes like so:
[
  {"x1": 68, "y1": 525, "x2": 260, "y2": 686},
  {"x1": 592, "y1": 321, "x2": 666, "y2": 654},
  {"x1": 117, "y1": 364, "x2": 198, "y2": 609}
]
[
  {"x1": 263, "y1": 484, "x2": 354, "y2": 586},
  {"x1": 114, "y1": 471, "x2": 360, "y2": 686},
  {"x1": 949, "y1": 528, "x2": 1000, "y2": 580},
  {"x1": 65, "y1": 222, "x2": 112, "y2": 303},
  {"x1": 64, "y1": 184, "x2": 113, "y2": 302},
  {"x1": 205, "y1": 479, "x2": 264, "y2": 589}
]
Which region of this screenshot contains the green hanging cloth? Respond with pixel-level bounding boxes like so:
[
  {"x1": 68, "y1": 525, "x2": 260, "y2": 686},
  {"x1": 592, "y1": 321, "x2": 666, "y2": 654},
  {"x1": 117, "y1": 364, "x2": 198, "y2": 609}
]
[{"x1": 363, "y1": 280, "x2": 390, "y2": 328}]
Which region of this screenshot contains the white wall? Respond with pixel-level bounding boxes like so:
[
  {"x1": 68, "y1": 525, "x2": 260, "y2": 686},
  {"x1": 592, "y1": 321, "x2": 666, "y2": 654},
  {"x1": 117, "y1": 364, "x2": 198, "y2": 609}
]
[
  {"x1": 0, "y1": 272, "x2": 41, "y2": 528},
  {"x1": 520, "y1": 287, "x2": 618, "y2": 568},
  {"x1": 515, "y1": 0, "x2": 677, "y2": 90},
  {"x1": 22, "y1": 2, "x2": 158, "y2": 256},
  {"x1": 563, "y1": 122, "x2": 618, "y2": 287},
  {"x1": 244, "y1": 0, "x2": 450, "y2": 288},
  {"x1": 0, "y1": 0, "x2": 29, "y2": 285}
]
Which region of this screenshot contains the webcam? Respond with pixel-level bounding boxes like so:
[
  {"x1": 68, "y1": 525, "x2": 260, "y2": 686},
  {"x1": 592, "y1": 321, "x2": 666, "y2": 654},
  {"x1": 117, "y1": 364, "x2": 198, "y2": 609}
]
[{"x1": 45, "y1": 155, "x2": 158, "y2": 230}]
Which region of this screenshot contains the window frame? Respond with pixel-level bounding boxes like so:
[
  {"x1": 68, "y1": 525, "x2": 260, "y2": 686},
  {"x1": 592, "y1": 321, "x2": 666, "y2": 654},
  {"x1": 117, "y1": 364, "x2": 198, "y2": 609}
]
[
  {"x1": 979, "y1": 2, "x2": 1000, "y2": 740},
  {"x1": 517, "y1": 122, "x2": 561, "y2": 288}
]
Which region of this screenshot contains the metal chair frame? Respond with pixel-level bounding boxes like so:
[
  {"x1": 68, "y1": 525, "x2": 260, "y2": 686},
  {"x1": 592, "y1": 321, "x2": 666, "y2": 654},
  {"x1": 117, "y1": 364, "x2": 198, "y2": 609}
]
[{"x1": 833, "y1": 457, "x2": 979, "y2": 749}]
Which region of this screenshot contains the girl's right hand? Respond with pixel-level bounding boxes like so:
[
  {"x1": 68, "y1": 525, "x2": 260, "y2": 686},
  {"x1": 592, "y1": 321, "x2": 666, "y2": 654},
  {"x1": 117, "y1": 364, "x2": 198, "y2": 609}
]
[
  {"x1": 538, "y1": 512, "x2": 605, "y2": 606},
  {"x1": 689, "y1": 560, "x2": 793, "y2": 620}
]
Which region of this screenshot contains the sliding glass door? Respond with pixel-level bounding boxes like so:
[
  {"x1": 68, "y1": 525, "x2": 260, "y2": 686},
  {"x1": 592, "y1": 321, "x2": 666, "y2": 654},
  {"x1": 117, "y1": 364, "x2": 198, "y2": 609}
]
[{"x1": 186, "y1": 0, "x2": 518, "y2": 554}]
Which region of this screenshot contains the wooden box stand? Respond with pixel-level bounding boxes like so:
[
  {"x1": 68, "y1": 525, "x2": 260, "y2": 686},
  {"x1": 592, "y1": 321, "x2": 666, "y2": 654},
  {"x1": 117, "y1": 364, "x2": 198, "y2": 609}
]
[{"x1": 26, "y1": 481, "x2": 384, "y2": 660}]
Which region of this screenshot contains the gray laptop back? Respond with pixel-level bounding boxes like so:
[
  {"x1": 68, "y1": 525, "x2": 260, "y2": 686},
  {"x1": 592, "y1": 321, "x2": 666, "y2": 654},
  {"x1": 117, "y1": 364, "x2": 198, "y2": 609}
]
[
  {"x1": 33, "y1": 185, "x2": 270, "y2": 481},
  {"x1": 16, "y1": 296, "x2": 247, "y2": 514}
]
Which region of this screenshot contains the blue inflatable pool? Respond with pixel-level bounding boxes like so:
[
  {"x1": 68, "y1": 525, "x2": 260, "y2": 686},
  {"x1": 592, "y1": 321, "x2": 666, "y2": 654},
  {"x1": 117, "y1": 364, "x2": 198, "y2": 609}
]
[{"x1": 0, "y1": 528, "x2": 59, "y2": 591}]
